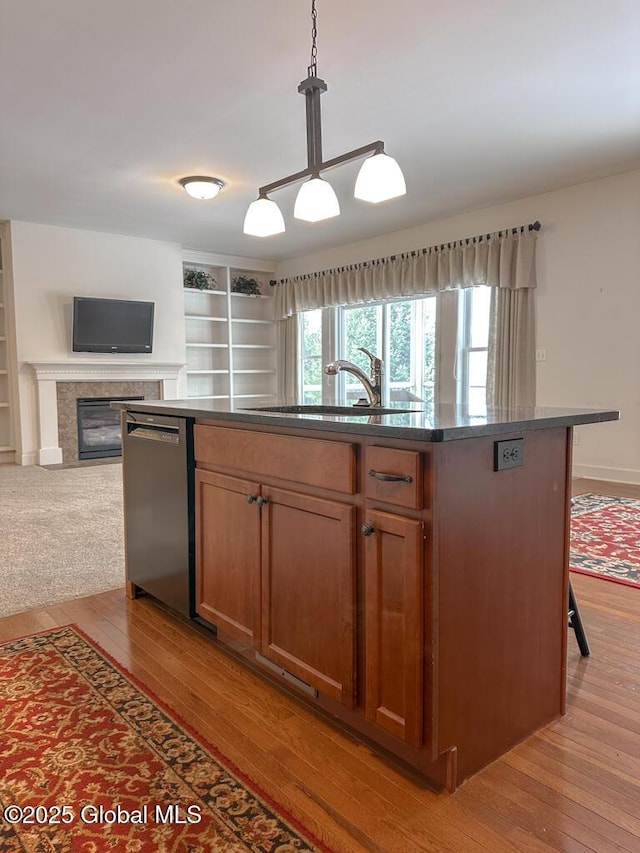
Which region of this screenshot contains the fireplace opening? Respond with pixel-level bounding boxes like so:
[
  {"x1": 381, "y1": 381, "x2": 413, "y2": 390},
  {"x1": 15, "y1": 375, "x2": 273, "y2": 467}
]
[{"x1": 77, "y1": 396, "x2": 143, "y2": 460}]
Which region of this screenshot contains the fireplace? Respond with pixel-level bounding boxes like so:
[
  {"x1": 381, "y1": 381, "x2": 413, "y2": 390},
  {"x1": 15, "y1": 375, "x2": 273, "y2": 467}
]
[
  {"x1": 76, "y1": 396, "x2": 143, "y2": 460},
  {"x1": 28, "y1": 362, "x2": 183, "y2": 466}
]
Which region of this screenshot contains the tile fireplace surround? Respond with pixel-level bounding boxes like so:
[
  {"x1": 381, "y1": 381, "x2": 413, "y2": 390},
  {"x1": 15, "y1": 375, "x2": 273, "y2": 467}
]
[{"x1": 29, "y1": 362, "x2": 183, "y2": 465}]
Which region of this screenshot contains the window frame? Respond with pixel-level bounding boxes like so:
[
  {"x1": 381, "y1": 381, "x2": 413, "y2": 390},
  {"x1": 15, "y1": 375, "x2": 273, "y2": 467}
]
[{"x1": 458, "y1": 286, "x2": 490, "y2": 415}]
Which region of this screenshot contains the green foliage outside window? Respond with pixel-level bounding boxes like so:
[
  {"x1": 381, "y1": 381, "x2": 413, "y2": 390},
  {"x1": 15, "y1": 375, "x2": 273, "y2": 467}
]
[
  {"x1": 302, "y1": 359, "x2": 323, "y2": 403},
  {"x1": 301, "y1": 311, "x2": 323, "y2": 404},
  {"x1": 389, "y1": 302, "x2": 411, "y2": 383},
  {"x1": 344, "y1": 305, "x2": 378, "y2": 373},
  {"x1": 342, "y1": 300, "x2": 435, "y2": 403}
]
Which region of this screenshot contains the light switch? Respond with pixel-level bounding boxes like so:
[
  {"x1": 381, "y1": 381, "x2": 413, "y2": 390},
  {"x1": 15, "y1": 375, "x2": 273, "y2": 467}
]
[{"x1": 535, "y1": 349, "x2": 547, "y2": 362}]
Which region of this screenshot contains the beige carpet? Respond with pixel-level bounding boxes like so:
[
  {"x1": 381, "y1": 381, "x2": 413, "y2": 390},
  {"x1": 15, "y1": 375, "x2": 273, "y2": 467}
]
[{"x1": 0, "y1": 463, "x2": 124, "y2": 618}]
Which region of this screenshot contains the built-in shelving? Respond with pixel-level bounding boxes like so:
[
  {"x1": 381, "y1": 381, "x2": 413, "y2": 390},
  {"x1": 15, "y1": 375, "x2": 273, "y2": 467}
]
[
  {"x1": 233, "y1": 344, "x2": 274, "y2": 349},
  {"x1": 182, "y1": 254, "x2": 277, "y2": 404},
  {"x1": 184, "y1": 314, "x2": 228, "y2": 322},
  {"x1": 0, "y1": 223, "x2": 17, "y2": 461}
]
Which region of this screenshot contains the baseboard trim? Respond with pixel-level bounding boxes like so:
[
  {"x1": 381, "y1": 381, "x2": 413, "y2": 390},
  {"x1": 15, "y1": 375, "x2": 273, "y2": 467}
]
[
  {"x1": 38, "y1": 446, "x2": 63, "y2": 466},
  {"x1": 573, "y1": 463, "x2": 640, "y2": 486},
  {"x1": 0, "y1": 449, "x2": 17, "y2": 465},
  {"x1": 20, "y1": 452, "x2": 38, "y2": 466}
]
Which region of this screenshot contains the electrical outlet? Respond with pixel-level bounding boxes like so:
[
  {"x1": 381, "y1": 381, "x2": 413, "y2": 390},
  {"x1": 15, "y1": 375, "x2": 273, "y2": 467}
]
[
  {"x1": 494, "y1": 438, "x2": 524, "y2": 471},
  {"x1": 535, "y1": 349, "x2": 547, "y2": 362}
]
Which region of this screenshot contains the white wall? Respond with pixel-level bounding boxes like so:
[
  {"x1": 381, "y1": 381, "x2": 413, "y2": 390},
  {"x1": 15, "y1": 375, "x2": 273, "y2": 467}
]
[
  {"x1": 276, "y1": 169, "x2": 640, "y2": 484},
  {"x1": 9, "y1": 222, "x2": 185, "y2": 463}
]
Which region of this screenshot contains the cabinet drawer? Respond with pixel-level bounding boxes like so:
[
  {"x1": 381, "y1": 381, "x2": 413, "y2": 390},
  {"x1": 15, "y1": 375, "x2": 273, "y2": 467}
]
[
  {"x1": 195, "y1": 424, "x2": 355, "y2": 494},
  {"x1": 365, "y1": 446, "x2": 422, "y2": 510}
]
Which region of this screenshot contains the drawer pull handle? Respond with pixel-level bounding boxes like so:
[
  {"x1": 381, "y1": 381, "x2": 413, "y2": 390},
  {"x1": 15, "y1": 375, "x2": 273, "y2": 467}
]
[
  {"x1": 368, "y1": 469, "x2": 412, "y2": 484},
  {"x1": 256, "y1": 496, "x2": 269, "y2": 506},
  {"x1": 361, "y1": 523, "x2": 375, "y2": 536},
  {"x1": 246, "y1": 494, "x2": 257, "y2": 504}
]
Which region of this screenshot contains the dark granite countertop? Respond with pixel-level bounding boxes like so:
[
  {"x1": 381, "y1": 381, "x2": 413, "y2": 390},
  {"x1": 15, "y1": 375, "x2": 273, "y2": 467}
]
[{"x1": 114, "y1": 398, "x2": 619, "y2": 442}]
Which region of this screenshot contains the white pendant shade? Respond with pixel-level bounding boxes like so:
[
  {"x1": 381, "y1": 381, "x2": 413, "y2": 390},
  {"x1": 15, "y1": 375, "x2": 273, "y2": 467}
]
[
  {"x1": 243, "y1": 197, "x2": 286, "y2": 237},
  {"x1": 354, "y1": 152, "x2": 406, "y2": 203},
  {"x1": 294, "y1": 176, "x2": 340, "y2": 222}
]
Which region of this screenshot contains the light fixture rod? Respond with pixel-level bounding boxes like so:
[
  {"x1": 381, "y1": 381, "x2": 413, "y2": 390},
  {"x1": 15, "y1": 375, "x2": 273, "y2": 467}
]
[
  {"x1": 299, "y1": 75, "x2": 326, "y2": 171},
  {"x1": 259, "y1": 139, "x2": 385, "y2": 196}
]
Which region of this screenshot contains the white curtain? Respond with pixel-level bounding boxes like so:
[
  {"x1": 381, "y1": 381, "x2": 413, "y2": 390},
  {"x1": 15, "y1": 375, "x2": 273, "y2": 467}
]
[
  {"x1": 273, "y1": 231, "x2": 538, "y2": 317},
  {"x1": 276, "y1": 317, "x2": 299, "y2": 404},
  {"x1": 486, "y1": 288, "x2": 536, "y2": 408}
]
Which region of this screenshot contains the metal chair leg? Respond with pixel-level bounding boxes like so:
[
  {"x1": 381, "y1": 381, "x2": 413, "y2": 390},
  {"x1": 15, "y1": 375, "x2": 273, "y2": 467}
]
[{"x1": 569, "y1": 581, "x2": 590, "y2": 657}]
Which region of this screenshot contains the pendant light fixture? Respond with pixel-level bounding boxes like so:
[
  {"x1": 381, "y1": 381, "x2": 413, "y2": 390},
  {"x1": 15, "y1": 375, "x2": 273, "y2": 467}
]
[{"x1": 243, "y1": 0, "x2": 406, "y2": 237}]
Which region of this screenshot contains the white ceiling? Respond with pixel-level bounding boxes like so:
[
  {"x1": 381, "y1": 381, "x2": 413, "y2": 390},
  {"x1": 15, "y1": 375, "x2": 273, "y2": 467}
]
[{"x1": 1, "y1": 0, "x2": 639, "y2": 263}]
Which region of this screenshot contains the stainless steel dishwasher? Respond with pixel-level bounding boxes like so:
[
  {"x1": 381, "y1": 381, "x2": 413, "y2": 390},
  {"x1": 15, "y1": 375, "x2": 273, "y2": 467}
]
[{"x1": 121, "y1": 411, "x2": 194, "y2": 617}]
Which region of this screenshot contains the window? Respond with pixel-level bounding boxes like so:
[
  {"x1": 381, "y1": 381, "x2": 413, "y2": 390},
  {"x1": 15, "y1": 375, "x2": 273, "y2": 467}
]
[
  {"x1": 340, "y1": 298, "x2": 436, "y2": 405},
  {"x1": 299, "y1": 309, "x2": 323, "y2": 404},
  {"x1": 298, "y1": 287, "x2": 489, "y2": 409},
  {"x1": 459, "y1": 286, "x2": 491, "y2": 416}
]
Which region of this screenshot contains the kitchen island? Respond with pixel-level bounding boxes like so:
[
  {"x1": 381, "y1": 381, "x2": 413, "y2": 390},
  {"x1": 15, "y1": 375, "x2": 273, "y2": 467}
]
[{"x1": 118, "y1": 399, "x2": 618, "y2": 791}]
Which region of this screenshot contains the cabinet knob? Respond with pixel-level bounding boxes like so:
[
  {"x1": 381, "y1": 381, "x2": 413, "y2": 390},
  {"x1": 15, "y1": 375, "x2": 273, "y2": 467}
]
[
  {"x1": 256, "y1": 496, "x2": 269, "y2": 506},
  {"x1": 246, "y1": 494, "x2": 257, "y2": 504},
  {"x1": 361, "y1": 523, "x2": 375, "y2": 537}
]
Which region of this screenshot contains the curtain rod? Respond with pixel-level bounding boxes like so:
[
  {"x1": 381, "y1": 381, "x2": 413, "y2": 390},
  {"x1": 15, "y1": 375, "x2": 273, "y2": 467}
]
[{"x1": 270, "y1": 220, "x2": 542, "y2": 286}]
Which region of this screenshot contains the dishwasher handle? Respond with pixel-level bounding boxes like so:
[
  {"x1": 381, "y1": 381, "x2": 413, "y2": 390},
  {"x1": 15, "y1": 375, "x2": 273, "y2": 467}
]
[{"x1": 126, "y1": 423, "x2": 181, "y2": 445}]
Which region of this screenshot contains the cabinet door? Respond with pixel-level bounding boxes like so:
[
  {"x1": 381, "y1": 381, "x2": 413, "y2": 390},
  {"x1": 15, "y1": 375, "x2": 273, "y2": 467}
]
[
  {"x1": 364, "y1": 509, "x2": 424, "y2": 746},
  {"x1": 195, "y1": 469, "x2": 260, "y2": 644},
  {"x1": 260, "y1": 486, "x2": 356, "y2": 707}
]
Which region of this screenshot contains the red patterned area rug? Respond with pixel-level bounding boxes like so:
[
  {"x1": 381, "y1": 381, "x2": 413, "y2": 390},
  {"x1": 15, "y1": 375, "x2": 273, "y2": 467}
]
[
  {"x1": 571, "y1": 493, "x2": 640, "y2": 589},
  {"x1": 0, "y1": 626, "x2": 332, "y2": 852}
]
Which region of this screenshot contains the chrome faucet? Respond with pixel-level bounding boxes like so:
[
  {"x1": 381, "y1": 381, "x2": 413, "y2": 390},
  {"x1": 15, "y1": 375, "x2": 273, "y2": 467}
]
[{"x1": 324, "y1": 347, "x2": 383, "y2": 407}]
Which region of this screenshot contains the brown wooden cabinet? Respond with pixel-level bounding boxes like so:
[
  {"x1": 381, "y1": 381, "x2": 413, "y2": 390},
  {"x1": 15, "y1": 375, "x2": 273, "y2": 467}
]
[
  {"x1": 363, "y1": 508, "x2": 424, "y2": 746},
  {"x1": 361, "y1": 444, "x2": 428, "y2": 747},
  {"x1": 194, "y1": 426, "x2": 358, "y2": 708},
  {"x1": 192, "y1": 418, "x2": 574, "y2": 791},
  {"x1": 195, "y1": 469, "x2": 260, "y2": 642},
  {"x1": 260, "y1": 486, "x2": 356, "y2": 707}
]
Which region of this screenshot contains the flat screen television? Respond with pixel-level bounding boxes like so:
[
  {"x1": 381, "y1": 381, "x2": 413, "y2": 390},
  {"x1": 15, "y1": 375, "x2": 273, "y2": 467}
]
[{"x1": 72, "y1": 297, "x2": 155, "y2": 353}]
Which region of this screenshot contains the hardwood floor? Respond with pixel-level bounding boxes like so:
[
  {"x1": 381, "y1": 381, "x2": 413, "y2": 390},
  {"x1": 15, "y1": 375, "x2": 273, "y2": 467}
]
[
  {"x1": 1, "y1": 478, "x2": 639, "y2": 852},
  {"x1": 572, "y1": 477, "x2": 640, "y2": 500}
]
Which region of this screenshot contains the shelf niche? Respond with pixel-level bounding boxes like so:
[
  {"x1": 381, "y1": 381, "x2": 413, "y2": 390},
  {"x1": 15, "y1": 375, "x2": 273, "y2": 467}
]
[{"x1": 183, "y1": 259, "x2": 277, "y2": 406}]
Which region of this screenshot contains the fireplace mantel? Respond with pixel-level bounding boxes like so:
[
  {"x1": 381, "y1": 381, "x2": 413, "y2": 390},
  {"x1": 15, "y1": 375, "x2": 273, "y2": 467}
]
[
  {"x1": 29, "y1": 361, "x2": 184, "y2": 465},
  {"x1": 30, "y1": 361, "x2": 184, "y2": 382}
]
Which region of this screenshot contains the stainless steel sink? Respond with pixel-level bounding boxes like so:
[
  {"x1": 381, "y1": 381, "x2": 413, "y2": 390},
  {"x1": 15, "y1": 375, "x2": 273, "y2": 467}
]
[{"x1": 240, "y1": 405, "x2": 419, "y2": 416}]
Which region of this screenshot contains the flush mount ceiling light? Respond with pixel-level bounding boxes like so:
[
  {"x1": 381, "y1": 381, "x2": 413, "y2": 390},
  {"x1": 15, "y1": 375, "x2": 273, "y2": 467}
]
[
  {"x1": 243, "y1": 0, "x2": 406, "y2": 237},
  {"x1": 180, "y1": 176, "x2": 225, "y2": 200}
]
